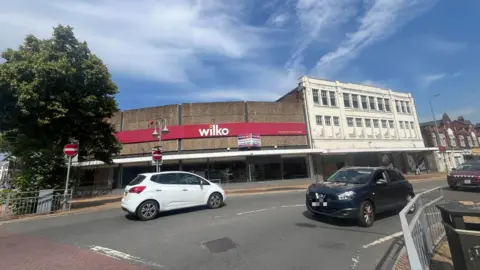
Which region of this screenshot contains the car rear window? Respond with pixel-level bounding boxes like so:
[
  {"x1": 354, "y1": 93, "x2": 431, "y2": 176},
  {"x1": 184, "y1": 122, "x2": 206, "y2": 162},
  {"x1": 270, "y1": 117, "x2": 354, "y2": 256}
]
[{"x1": 128, "y1": 175, "x2": 146, "y2": 186}]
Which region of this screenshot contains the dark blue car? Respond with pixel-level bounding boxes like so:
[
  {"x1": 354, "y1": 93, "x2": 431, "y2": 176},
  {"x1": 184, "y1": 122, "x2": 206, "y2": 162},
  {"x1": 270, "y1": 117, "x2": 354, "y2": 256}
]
[{"x1": 306, "y1": 167, "x2": 415, "y2": 227}]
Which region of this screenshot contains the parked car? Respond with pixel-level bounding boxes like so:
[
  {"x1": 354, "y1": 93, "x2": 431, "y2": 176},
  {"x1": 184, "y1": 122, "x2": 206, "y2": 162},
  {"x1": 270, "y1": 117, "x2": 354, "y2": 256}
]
[
  {"x1": 306, "y1": 167, "x2": 415, "y2": 227},
  {"x1": 121, "y1": 171, "x2": 227, "y2": 221},
  {"x1": 447, "y1": 161, "x2": 480, "y2": 190}
]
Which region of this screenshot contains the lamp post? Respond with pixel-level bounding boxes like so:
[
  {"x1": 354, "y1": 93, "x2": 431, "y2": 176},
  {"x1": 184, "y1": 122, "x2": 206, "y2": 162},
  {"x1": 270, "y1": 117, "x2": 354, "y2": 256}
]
[
  {"x1": 428, "y1": 94, "x2": 449, "y2": 172},
  {"x1": 150, "y1": 119, "x2": 169, "y2": 172}
]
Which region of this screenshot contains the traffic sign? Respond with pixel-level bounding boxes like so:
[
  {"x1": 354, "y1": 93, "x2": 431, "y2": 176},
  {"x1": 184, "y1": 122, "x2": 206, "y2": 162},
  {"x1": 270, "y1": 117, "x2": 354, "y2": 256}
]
[
  {"x1": 63, "y1": 143, "x2": 79, "y2": 157},
  {"x1": 152, "y1": 149, "x2": 163, "y2": 161}
]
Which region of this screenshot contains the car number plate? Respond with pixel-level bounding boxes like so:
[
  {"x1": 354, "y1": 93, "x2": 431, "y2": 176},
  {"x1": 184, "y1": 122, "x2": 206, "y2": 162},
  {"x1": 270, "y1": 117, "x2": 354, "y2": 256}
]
[
  {"x1": 312, "y1": 202, "x2": 320, "y2": 207},
  {"x1": 464, "y1": 180, "x2": 471, "y2": 184}
]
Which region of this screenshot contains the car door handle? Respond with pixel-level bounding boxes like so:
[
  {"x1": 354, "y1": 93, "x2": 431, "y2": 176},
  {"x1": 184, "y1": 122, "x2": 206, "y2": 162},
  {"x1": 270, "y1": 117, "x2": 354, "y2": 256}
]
[
  {"x1": 156, "y1": 189, "x2": 162, "y2": 192},
  {"x1": 182, "y1": 189, "x2": 188, "y2": 191}
]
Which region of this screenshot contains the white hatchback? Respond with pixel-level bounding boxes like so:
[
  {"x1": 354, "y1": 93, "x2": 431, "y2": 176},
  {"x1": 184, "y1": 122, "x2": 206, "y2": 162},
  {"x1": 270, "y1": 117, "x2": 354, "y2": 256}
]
[{"x1": 121, "y1": 171, "x2": 227, "y2": 221}]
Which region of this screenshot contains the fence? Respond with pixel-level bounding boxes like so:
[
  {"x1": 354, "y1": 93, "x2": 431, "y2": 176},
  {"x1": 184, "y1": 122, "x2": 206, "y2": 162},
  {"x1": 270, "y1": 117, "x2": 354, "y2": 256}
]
[
  {"x1": 399, "y1": 185, "x2": 449, "y2": 270},
  {"x1": 0, "y1": 189, "x2": 72, "y2": 220}
]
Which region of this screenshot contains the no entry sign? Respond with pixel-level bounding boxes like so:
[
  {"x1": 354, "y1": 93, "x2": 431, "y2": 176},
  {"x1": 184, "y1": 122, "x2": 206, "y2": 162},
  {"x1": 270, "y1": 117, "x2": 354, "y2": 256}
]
[
  {"x1": 63, "y1": 143, "x2": 79, "y2": 157},
  {"x1": 152, "y1": 149, "x2": 163, "y2": 161}
]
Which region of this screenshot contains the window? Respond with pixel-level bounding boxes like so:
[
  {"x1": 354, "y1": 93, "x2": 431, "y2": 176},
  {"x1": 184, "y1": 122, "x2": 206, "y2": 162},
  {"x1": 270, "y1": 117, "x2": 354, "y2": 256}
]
[
  {"x1": 449, "y1": 136, "x2": 457, "y2": 147},
  {"x1": 325, "y1": 116, "x2": 332, "y2": 126},
  {"x1": 432, "y1": 133, "x2": 438, "y2": 147},
  {"x1": 459, "y1": 135, "x2": 466, "y2": 147},
  {"x1": 326, "y1": 168, "x2": 374, "y2": 184},
  {"x1": 399, "y1": 121, "x2": 404, "y2": 129},
  {"x1": 343, "y1": 93, "x2": 351, "y2": 107},
  {"x1": 410, "y1": 122, "x2": 415, "y2": 130},
  {"x1": 396, "y1": 100, "x2": 401, "y2": 112},
  {"x1": 312, "y1": 89, "x2": 319, "y2": 104},
  {"x1": 316, "y1": 115, "x2": 323, "y2": 125},
  {"x1": 329, "y1": 91, "x2": 336, "y2": 106},
  {"x1": 385, "y1": 99, "x2": 390, "y2": 111},
  {"x1": 401, "y1": 101, "x2": 407, "y2": 113},
  {"x1": 177, "y1": 173, "x2": 203, "y2": 185},
  {"x1": 381, "y1": 120, "x2": 387, "y2": 128},
  {"x1": 405, "y1": 102, "x2": 411, "y2": 113},
  {"x1": 128, "y1": 175, "x2": 146, "y2": 186},
  {"x1": 321, "y1": 90, "x2": 328, "y2": 105},
  {"x1": 373, "y1": 119, "x2": 379, "y2": 128},
  {"x1": 151, "y1": 173, "x2": 177, "y2": 184},
  {"x1": 369, "y1": 97, "x2": 376, "y2": 110},
  {"x1": 389, "y1": 120, "x2": 394, "y2": 129},
  {"x1": 387, "y1": 169, "x2": 405, "y2": 182},
  {"x1": 377, "y1": 98, "x2": 384, "y2": 111},
  {"x1": 355, "y1": 118, "x2": 362, "y2": 127},
  {"x1": 352, "y1": 94, "x2": 359, "y2": 108},
  {"x1": 467, "y1": 136, "x2": 473, "y2": 147},
  {"x1": 365, "y1": 119, "x2": 372, "y2": 127},
  {"x1": 333, "y1": 116, "x2": 340, "y2": 126},
  {"x1": 347, "y1": 117, "x2": 354, "y2": 127},
  {"x1": 361, "y1": 95, "x2": 368, "y2": 109},
  {"x1": 440, "y1": 133, "x2": 447, "y2": 146}
]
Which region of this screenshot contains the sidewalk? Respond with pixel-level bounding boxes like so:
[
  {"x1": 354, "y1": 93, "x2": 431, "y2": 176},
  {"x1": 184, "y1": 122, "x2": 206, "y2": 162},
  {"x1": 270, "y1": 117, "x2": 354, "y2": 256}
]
[{"x1": 71, "y1": 172, "x2": 446, "y2": 209}]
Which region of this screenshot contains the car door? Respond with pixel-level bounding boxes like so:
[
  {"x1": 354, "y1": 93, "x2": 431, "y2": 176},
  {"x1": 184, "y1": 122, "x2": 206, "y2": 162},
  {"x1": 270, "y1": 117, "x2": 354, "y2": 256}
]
[
  {"x1": 176, "y1": 172, "x2": 210, "y2": 206},
  {"x1": 388, "y1": 169, "x2": 410, "y2": 208},
  {"x1": 371, "y1": 169, "x2": 394, "y2": 212},
  {"x1": 150, "y1": 173, "x2": 188, "y2": 210}
]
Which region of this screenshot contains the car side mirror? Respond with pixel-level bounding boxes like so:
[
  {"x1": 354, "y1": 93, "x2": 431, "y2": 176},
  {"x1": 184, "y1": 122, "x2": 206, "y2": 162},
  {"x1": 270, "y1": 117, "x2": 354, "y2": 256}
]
[{"x1": 376, "y1": 179, "x2": 387, "y2": 185}]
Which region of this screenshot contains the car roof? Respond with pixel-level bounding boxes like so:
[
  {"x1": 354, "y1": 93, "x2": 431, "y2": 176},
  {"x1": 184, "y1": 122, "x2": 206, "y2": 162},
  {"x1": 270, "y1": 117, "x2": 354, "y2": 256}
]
[
  {"x1": 340, "y1": 166, "x2": 393, "y2": 170},
  {"x1": 139, "y1": 171, "x2": 197, "y2": 176}
]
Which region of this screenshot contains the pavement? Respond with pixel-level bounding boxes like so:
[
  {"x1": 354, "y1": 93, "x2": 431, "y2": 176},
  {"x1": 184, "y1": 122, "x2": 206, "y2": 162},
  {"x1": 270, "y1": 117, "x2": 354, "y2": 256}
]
[{"x1": 0, "y1": 178, "x2": 463, "y2": 270}]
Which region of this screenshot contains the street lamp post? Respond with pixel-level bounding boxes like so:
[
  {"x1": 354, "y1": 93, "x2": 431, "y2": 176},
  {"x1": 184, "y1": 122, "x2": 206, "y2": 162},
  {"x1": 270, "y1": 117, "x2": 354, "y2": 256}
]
[
  {"x1": 428, "y1": 94, "x2": 449, "y2": 172},
  {"x1": 150, "y1": 119, "x2": 169, "y2": 172}
]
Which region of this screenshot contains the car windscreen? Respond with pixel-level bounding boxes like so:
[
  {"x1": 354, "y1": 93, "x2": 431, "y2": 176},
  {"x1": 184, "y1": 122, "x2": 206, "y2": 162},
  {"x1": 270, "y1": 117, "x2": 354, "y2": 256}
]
[
  {"x1": 128, "y1": 175, "x2": 146, "y2": 186},
  {"x1": 456, "y1": 164, "x2": 480, "y2": 171},
  {"x1": 326, "y1": 168, "x2": 374, "y2": 184}
]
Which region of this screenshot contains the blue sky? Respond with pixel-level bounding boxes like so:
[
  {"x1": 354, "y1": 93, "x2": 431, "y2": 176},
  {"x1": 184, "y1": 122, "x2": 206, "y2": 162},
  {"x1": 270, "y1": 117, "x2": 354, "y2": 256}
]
[{"x1": 1, "y1": 0, "x2": 479, "y2": 123}]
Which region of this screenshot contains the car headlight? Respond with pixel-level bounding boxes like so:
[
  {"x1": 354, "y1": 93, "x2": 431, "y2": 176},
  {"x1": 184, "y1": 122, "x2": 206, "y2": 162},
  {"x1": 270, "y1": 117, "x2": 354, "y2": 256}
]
[{"x1": 337, "y1": 191, "x2": 356, "y2": 200}]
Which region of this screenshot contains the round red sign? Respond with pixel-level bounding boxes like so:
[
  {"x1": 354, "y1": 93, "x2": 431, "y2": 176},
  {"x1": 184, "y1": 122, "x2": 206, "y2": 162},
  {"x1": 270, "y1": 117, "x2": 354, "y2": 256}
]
[
  {"x1": 152, "y1": 149, "x2": 162, "y2": 161},
  {"x1": 63, "y1": 143, "x2": 78, "y2": 157}
]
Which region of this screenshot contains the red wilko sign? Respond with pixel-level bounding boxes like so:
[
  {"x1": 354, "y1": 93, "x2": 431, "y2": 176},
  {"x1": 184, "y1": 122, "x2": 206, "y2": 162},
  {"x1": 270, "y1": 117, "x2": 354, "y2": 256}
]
[{"x1": 115, "y1": 122, "x2": 306, "y2": 144}]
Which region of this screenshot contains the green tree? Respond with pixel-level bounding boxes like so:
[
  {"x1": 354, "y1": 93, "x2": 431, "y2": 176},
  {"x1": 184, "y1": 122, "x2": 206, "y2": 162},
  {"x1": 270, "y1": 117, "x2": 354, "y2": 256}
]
[{"x1": 0, "y1": 25, "x2": 121, "y2": 191}]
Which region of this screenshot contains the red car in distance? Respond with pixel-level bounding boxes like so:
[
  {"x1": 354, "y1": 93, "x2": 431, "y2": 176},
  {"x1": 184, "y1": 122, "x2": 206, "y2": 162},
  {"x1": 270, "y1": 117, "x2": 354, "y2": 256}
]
[{"x1": 447, "y1": 161, "x2": 480, "y2": 190}]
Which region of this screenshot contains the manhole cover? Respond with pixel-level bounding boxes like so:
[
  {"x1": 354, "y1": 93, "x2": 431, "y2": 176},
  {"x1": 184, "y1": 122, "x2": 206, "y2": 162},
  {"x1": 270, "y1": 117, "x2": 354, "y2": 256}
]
[
  {"x1": 202, "y1": 237, "x2": 238, "y2": 253},
  {"x1": 295, "y1": 223, "x2": 317, "y2": 228}
]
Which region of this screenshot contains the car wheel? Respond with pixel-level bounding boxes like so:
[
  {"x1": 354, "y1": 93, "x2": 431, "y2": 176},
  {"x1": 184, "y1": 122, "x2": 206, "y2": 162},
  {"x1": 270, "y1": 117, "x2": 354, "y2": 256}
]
[
  {"x1": 136, "y1": 200, "x2": 159, "y2": 221},
  {"x1": 207, "y1": 192, "x2": 223, "y2": 209},
  {"x1": 358, "y1": 200, "x2": 375, "y2": 227},
  {"x1": 406, "y1": 194, "x2": 415, "y2": 214}
]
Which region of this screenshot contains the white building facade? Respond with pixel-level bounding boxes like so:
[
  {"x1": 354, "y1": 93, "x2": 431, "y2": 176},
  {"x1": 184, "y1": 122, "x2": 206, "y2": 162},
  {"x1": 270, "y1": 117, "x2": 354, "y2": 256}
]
[{"x1": 299, "y1": 77, "x2": 436, "y2": 179}]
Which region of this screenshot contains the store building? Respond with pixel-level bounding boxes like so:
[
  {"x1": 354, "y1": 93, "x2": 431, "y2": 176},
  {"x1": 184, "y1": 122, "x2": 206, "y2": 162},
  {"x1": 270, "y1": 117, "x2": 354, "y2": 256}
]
[
  {"x1": 420, "y1": 114, "x2": 480, "y2": 171},
  {"x1": 294, "y1": 76, "x2": 435, "y2": 179},
  {"x1": 76, "y1": 94, "x2": 315, "y2": 188}
]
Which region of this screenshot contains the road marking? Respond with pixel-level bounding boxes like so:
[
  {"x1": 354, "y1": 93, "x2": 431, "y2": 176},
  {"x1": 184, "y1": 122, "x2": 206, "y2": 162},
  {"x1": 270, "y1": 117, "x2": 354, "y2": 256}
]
[
  {"x1": 362, "y1": 232, "x2": 403, "y2": 249},
  {"x1": 281, "y1": 204, "x2": 304, "y2": 208},
  {"x1": 236, "y1": 208, "x2": 270, "y2": 216},
  {"x1": 89, "y1": 245, "x2": 164, "y2": 268}
]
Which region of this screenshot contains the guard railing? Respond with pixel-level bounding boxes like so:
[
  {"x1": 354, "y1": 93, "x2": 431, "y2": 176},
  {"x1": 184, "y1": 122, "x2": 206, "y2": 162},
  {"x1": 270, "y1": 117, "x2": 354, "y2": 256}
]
[{"x1": 399, "y1": 185, "x2": 449, "y2": 270}]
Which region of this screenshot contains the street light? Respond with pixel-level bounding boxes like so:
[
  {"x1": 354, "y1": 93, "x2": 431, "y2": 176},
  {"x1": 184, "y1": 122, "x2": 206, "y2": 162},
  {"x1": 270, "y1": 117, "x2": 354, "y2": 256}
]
[
  {"x1": 150, "y1": 119, "x2": 169, "y2": 172},
  {"x1": 428, "y1": 94, "x2": 449, "y2": 172}
]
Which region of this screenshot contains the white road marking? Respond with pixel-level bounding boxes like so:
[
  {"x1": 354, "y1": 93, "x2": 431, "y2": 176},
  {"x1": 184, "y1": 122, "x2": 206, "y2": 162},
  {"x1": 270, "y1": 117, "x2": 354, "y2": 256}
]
[
  {"x1": 89, "y1": 245, "x2": 164, "y2": 268},
  {"x1": 236, "y1": 208, "x2": 271, "y2": 216},
  {"x1": 362, "y1": 232, "x2": 403, "y2": 249},
  {"x1": 281, "y1": 204, "x2": 304, "y2": 208}
]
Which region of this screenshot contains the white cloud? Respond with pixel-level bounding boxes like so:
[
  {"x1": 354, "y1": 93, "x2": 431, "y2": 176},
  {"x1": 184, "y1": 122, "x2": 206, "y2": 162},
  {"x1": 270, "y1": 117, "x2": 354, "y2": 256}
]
[
  {"x1": 419, "y1": 72, "x2": 460, "y2": 88},
  {"x1": 0, "y1": 0, "x2": 271, "y2": 84},
  {"x1": 266, "y1": 13, "x2": 290, "y2": 27},
  {"x1": 313, "y1": 0, "x2": 438, "y2": 78}
]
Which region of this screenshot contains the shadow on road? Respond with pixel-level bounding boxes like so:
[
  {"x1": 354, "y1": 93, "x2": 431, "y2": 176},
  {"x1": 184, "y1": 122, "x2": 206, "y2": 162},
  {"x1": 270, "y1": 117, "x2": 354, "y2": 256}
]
[{"x1": 124, "y1": 204, "x2": 228, "y2": 221}]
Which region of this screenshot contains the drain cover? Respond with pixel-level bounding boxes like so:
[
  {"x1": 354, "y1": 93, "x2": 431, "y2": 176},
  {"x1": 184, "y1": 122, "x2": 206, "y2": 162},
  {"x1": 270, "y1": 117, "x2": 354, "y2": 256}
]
[{"x1": 202, "y1": 237, "x2": 238, "y2": 253}]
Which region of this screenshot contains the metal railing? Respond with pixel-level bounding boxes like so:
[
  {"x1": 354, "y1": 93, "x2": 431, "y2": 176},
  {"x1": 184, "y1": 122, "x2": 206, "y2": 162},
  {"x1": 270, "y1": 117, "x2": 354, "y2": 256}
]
[
  {"x1": 399, "y1": 185, "x2": 449, "y2": 270},
  {"x1": 0, "y1": 189, "x2": 72, "y2": 220}
]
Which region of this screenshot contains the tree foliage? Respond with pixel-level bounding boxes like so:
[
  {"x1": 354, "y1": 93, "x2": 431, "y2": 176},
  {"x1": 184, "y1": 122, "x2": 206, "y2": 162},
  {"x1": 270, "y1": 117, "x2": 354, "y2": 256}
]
[{"x1": 0, "y1": 25, "x2": 121, "y2": 190}]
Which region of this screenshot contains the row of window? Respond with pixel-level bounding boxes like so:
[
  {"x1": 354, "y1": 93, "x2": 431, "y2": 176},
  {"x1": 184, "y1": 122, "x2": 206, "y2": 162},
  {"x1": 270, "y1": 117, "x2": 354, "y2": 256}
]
[
  {"x1": 432, "y1": 133, "x2": 480, "y2": 148},
  {"x1": 312, "y1": 89, "x2": 412, "y2": 114},
  {"x1": 315, "y1": 115, "x2": 416, "y2": 130}
]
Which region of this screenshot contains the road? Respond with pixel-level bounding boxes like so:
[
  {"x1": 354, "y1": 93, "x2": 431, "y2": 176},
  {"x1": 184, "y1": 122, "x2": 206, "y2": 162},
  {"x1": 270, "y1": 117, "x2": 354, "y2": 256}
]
[{"x1": 0, "y1": 179, "x2": 476, "y2": 270}]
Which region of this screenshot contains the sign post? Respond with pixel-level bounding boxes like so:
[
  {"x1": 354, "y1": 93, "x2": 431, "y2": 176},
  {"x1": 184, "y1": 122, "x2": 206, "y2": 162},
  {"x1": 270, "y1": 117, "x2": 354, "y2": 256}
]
[
  {"x1": 63, "y1": 143, "x2": 78, "y2": 209},
  {"x1": 152, "y1": 148, "x2": 163, "y2": 172}
]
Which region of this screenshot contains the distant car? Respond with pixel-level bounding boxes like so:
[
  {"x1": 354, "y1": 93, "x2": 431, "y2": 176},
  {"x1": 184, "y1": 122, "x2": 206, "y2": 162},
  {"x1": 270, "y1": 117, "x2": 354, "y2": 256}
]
[
  {"x1": 306, "y1": 167, "x2": 415, "y2": 227},
  {"x1": 121, "y1": 171, "x2": 227, "y2": 221},
  {"x1": 447, "y1": 161, "x2": 480, "y2": 190}
]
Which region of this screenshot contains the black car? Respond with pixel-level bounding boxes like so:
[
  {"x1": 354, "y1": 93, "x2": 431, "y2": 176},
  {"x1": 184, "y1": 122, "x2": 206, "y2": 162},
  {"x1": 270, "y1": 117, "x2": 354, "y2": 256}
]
[{"x1": 306, "y1": 167, "x2": 415, "y2": 227}]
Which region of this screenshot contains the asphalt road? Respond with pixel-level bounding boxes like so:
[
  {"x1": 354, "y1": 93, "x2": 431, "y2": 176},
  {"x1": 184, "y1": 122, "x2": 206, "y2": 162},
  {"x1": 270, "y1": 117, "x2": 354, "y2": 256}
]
[{"x1": 0, "y1": 179, "x2": 477, "y2": 270}]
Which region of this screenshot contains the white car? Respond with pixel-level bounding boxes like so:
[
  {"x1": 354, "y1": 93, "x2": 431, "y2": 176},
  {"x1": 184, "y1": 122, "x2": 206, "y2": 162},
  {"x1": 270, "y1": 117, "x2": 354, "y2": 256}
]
[{"x1": 121, "y1": 171, "x2": 227, "y2": 221}]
